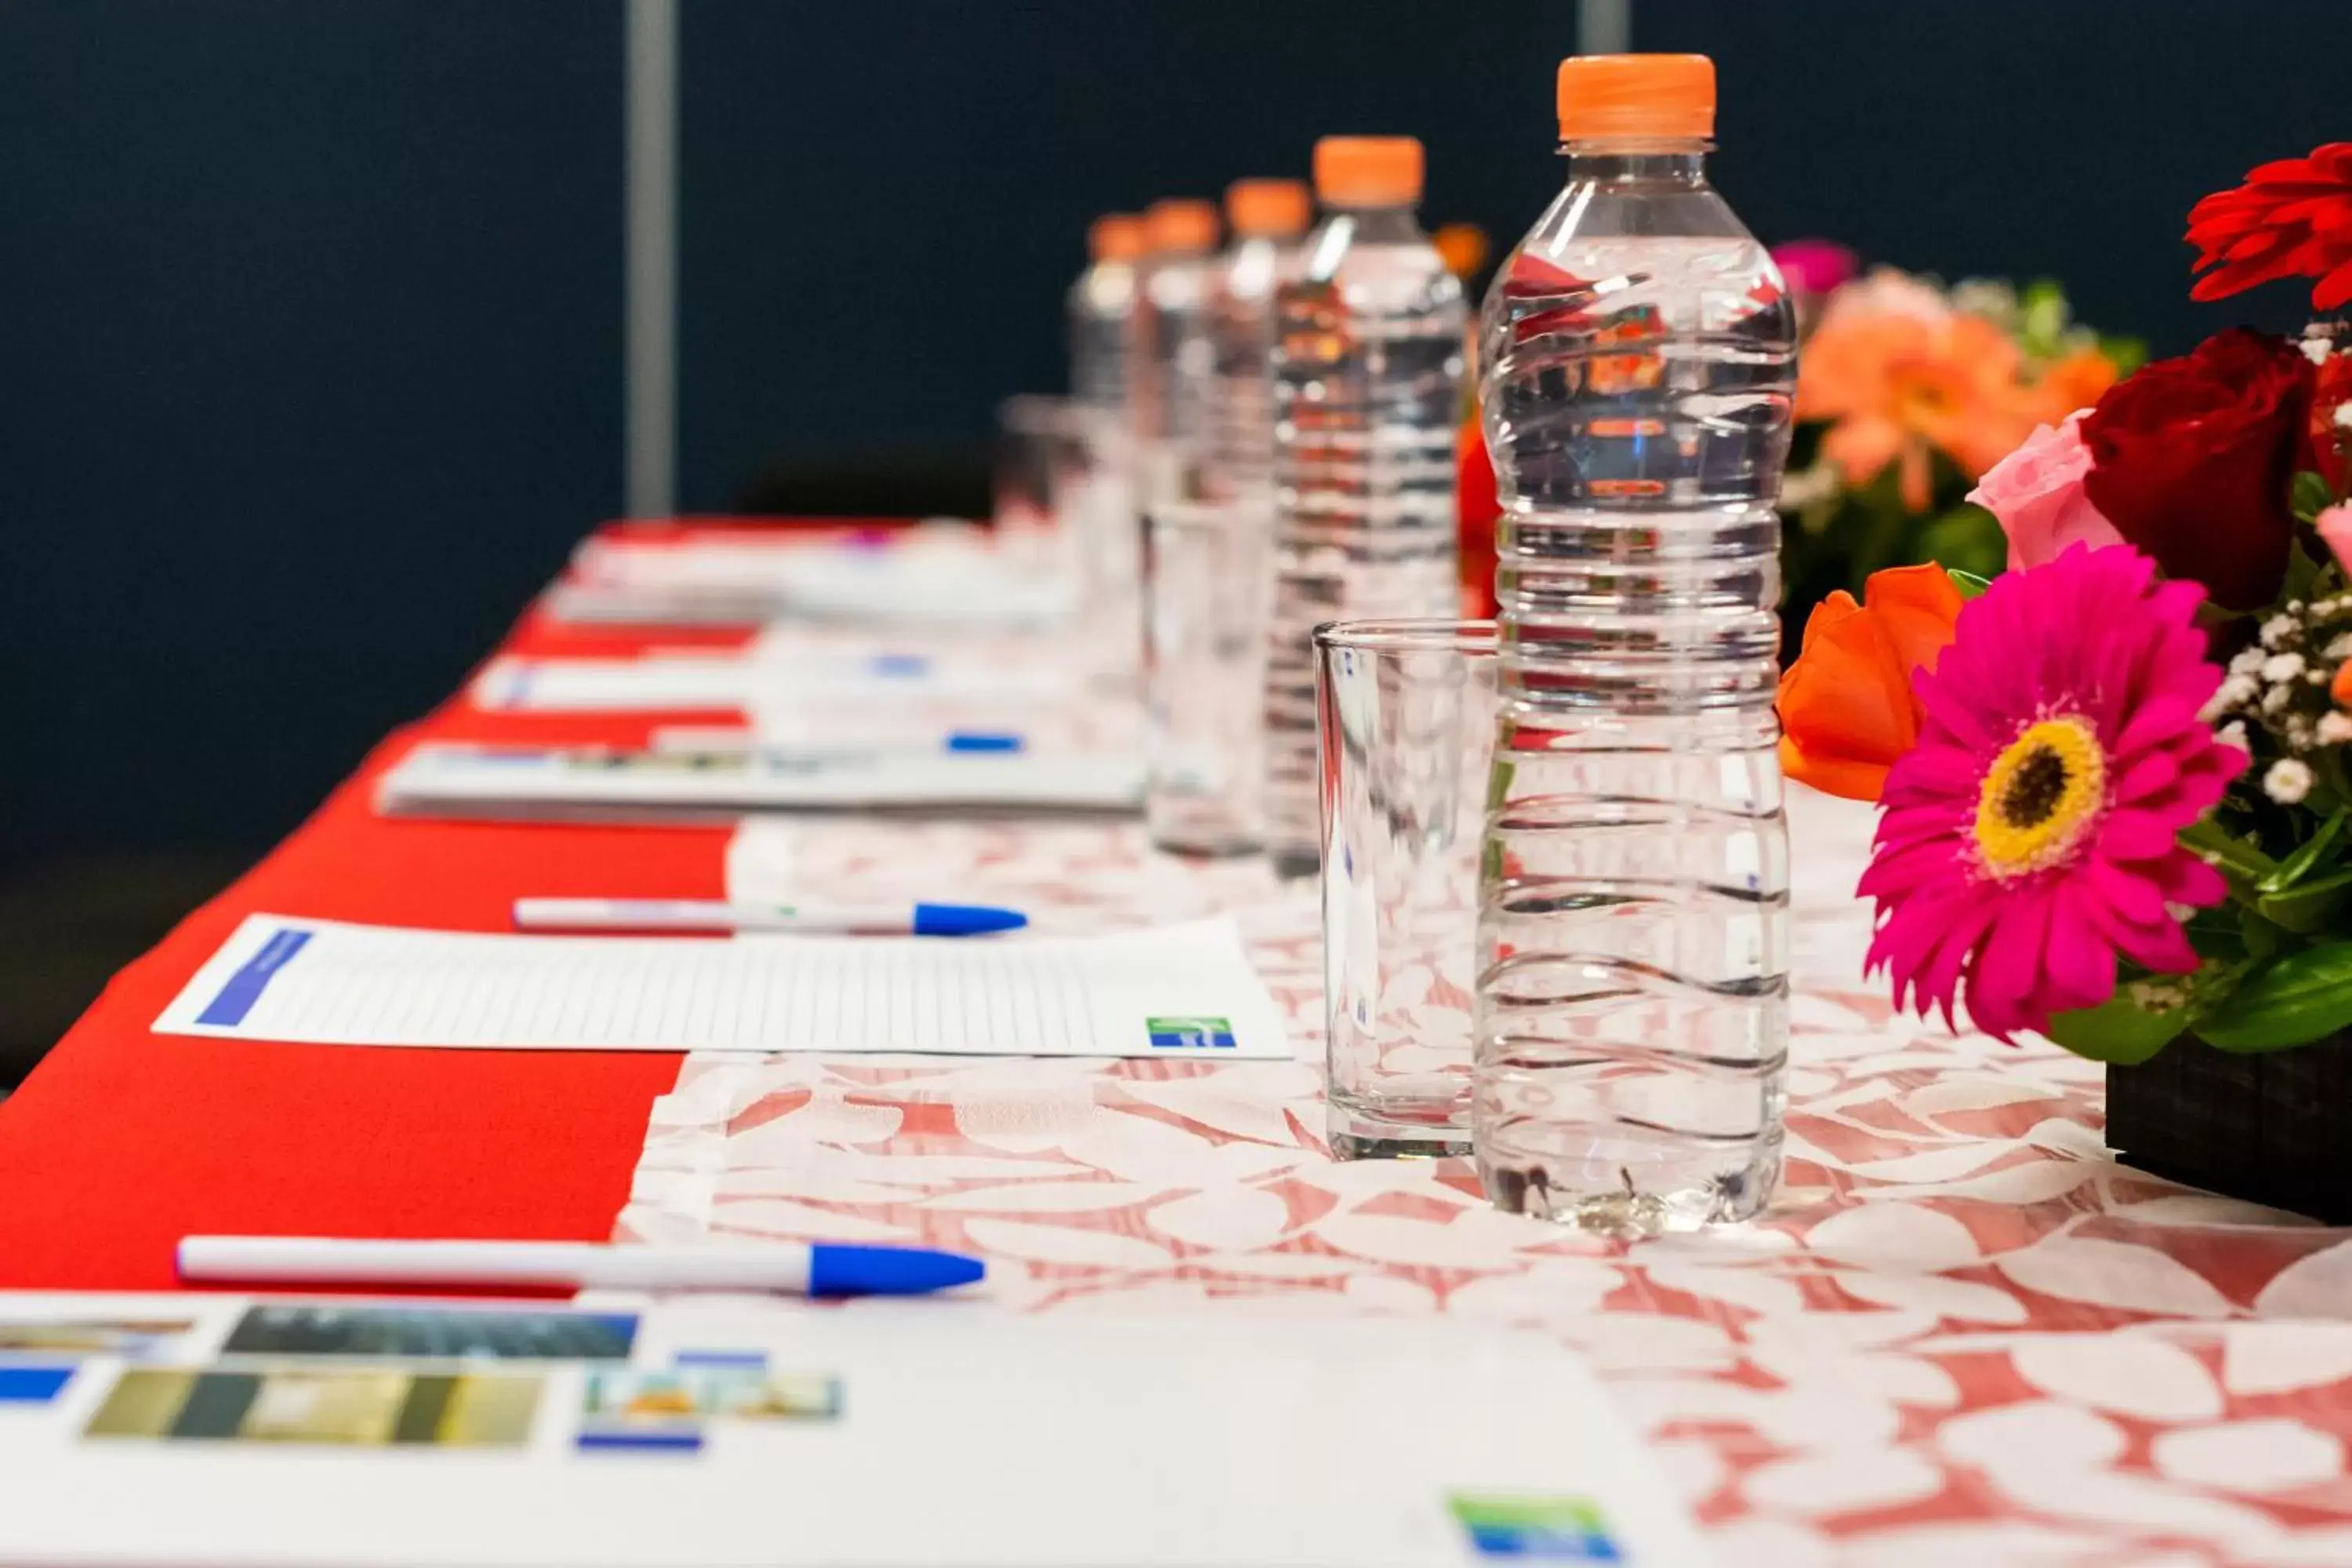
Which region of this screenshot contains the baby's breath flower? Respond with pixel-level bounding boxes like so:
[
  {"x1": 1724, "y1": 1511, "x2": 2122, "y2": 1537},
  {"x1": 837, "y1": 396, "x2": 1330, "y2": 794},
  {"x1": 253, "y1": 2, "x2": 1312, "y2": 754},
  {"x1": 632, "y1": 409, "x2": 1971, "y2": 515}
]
[
  {"x1": 2266, "y1": 652, "x2": 2309, "y2": 683},
  {"x1": 2216, "y1": 720, "x2": 2250, "y2": 752},
  {"x1": 2320, "y1": 712, "x2": 2352, "y2": 746},
  {"x1": 2263, "y1": 615, "x2": 2301, "y2": 649},
  {"x1": 2265, "y1": 684, "x2": 2296, "y2": 715},
  {"x1": 2267, "y1": 757, "x2": 2316, "y2": 804},
  {"x1": 2200, "y1": 673, "x2": 2258, "y2": 720},
  {"x1": 2232, "y1": 647, "x2": 2268, "y2": 677}
]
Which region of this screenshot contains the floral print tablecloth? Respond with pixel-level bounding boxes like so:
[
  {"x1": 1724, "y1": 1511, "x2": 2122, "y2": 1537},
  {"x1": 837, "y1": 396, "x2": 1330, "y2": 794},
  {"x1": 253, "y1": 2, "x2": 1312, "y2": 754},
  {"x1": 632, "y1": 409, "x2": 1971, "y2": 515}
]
[{"x1": 615, "y1": 787, "x2": 2352, "y2": 1567}]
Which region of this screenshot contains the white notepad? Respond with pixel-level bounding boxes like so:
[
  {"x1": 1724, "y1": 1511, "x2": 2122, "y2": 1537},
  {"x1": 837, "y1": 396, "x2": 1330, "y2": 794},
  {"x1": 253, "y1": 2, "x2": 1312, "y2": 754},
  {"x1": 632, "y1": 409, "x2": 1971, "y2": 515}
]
[
  {"x1": 376, "y1": 742, "x2": 1143, "y2": 822},
  {"x1": 469, "y1": 654, "x2": 1076, "y2": 713},
  {"x1": 153, "y1": 914, "x2": 1290, "y2": 1059}
]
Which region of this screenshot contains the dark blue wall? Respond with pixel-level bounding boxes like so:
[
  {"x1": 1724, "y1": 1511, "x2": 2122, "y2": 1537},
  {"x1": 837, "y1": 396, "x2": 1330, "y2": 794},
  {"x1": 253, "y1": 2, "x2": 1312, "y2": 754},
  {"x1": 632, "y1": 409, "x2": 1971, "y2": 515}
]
[
  {"x1": 0, "y1": 2, "x2": 622, "y2": 864},
  {"x1": 3, "y1": 1, "x2": 2343, "y2": 869}
]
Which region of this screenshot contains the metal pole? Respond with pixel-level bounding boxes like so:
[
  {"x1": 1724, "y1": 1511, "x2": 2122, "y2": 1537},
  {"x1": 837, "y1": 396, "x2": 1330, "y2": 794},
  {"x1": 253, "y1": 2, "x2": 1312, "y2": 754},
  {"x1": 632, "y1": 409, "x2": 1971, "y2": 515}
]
[
  {"x1": 1577, "y1": 0, "x2": 1632, "y2": 55},
  {"x1": 625, "y1": 0, "x2": 679, "y2": 518}
]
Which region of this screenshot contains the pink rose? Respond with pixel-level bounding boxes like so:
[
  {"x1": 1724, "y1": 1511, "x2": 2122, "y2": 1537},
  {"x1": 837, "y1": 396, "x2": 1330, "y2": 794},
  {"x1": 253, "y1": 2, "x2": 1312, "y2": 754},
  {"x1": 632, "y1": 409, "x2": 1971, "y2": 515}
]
[
  {"x1": 2318, "y1": 503, "x2": 2352, "y2": 575},
  {"x1": 1966, "y1": 412, "x2": 2124, "y2": 571}
]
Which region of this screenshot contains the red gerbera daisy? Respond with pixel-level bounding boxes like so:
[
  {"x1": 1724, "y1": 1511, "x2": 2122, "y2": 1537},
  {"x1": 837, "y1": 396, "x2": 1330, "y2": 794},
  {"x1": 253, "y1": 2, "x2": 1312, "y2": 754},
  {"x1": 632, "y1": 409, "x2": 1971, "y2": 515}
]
[{"x1": 2187, "y1": 143, "x2": 2352, "y2": 311}]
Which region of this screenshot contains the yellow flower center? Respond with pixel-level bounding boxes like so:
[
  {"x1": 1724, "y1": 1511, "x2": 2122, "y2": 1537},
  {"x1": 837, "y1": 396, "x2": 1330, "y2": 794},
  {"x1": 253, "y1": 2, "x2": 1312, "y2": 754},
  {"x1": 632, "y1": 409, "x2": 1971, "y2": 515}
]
[{"x1": 1972, "y1": 715, "x2": 2107, "y2": 879}]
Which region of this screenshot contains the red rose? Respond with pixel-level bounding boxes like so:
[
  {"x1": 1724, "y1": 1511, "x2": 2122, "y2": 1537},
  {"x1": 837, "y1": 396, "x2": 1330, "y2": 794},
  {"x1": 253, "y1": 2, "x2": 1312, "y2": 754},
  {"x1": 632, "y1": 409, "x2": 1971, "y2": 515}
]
[{"x1": 2079, "y1": 329, "x2": 2314, "y2": 610}]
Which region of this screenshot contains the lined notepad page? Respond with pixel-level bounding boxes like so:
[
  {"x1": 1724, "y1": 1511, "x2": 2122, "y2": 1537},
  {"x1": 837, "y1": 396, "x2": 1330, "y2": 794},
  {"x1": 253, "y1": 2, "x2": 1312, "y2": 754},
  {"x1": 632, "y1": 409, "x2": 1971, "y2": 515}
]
[{"x1": 153, "y1": 914, "x2": 1290, "y2": 1060}]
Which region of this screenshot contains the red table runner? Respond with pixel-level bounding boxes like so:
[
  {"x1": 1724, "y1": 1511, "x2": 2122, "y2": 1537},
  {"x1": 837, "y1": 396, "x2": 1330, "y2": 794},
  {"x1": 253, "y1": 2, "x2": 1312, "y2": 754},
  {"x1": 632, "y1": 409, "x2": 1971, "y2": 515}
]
[{"x1": 0, "y1": 533, "x2": 781, "y2": 1290}]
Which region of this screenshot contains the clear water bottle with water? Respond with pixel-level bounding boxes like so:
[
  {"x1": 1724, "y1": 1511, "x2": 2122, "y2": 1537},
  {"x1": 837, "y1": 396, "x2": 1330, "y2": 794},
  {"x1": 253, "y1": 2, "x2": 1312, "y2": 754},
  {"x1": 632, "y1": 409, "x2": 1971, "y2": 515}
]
[
  {"x1": 1140, "y1": 180, "x2": 1311, "y2": 855},
  {"x1": 1263, "y1": 137, "x2": 1465, "y2": 879},
  {"x1": 1472, "y1": 54, "x2": 1795, "y2": 1232},
  {"x1": 1203, "y1": 180, "x2": 1311, "y2": 541},
  {"x1": 1129, "y1": 199, "x2": 1222, "y2": 540},
  {"x1": 1067, "y1": 212, "x2": 1147, "y2": 685}
]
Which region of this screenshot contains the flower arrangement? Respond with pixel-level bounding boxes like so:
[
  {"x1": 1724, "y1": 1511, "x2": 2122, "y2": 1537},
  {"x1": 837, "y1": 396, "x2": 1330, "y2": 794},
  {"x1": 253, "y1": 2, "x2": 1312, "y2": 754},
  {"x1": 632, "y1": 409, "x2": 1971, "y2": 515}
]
[
  {"x1": 1779, "y1": 143, "x2": 2352, "y2": 1070},
  {"x1": 1776, "y1": 247, "x2": 2143, "y2": 641}
]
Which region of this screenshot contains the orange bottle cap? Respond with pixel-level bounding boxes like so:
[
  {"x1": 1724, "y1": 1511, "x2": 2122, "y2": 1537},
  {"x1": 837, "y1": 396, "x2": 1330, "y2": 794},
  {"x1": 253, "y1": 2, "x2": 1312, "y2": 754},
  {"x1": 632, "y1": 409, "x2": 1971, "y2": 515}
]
[
  {"x1": 1225, "y1": 178, "x2": 1312, "y2": 240},
  {"x1": 1312, "y1": 136, "x2": 1425, "y2": 209},
  {"x1": 1088, "y1": 214, "x2": 1147, "y2": 263},
  {"x1": 1145, "y1": 198, "x2": 1220, "y2": 254},
  {"x1": 1556, "y1": 54, "x2": 1715, "y2": 143}
]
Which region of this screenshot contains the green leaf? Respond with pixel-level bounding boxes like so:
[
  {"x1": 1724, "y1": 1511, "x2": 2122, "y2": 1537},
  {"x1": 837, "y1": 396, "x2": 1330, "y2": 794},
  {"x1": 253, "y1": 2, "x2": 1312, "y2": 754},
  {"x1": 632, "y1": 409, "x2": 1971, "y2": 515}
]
[
  {"x1": 2292, "y1": 470, "x2": 2338, "y2": 524},
  {"x1": 2045, "y1": 993, "x2": 2190, "y2": 1065},
  {"x1": 1946, "y1": 569, "x2": 1991, "y2": 601},
  {"x1": 2259, "y1": 808, "x2": 2348, "y2": 894},
  {"x1": 2179, "y1": 816, "x2": 2281, "y2": 901},
  {"x1": 2281, "y1": 538, "x2": 2328, "y2": 607},
  {"x1": 2197, "y1": 942, "x2": 2352, "y2": 1050},
  {"x1": 2256, "y1": 865, "x2": 2352, "y2": 935}
]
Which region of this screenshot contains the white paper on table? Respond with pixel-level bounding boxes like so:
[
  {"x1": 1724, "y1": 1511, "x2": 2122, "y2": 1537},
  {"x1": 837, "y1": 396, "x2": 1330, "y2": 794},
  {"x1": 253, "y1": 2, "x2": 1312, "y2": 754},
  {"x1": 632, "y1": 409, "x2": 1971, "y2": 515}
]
[
  {"x1": 0, "y1": 1294, "x2": 1708, "y2": 1568},
  {"x1": 470, "y1": 653, "x2": 1080, "y2": 713},
  {"x1": 152, "y1": 913, "x2": 1290, "y2": 1060},
  {"x1": 554, "y1": 533, "x2": 1073, "y2": 631},
  {"x1": 375, "y1": 742, "x2": 1142, "y2": 822}
]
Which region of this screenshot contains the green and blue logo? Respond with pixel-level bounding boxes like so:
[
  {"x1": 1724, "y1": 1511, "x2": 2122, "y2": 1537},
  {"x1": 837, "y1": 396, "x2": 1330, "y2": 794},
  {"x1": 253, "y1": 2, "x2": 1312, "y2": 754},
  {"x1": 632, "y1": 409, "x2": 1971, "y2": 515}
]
[
  {"x1": 1448, "y1": 1494, "x2": 1622, "y2": 1561},
  {"x1": 1145, "y1": 1015, "x2": 1236, "y2": 1050}
]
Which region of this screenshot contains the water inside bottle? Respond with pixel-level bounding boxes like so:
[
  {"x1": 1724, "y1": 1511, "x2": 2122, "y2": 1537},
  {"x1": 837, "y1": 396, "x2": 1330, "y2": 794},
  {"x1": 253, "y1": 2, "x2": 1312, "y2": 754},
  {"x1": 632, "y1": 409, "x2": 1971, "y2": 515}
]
[{"x1": 1475, "y1": 209, "x2": 1797, "y2": 1232}]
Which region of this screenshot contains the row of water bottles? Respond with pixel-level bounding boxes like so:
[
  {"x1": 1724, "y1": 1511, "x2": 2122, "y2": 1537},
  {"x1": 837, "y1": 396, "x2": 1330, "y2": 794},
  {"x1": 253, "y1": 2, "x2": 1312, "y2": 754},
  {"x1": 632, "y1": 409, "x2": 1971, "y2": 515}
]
[
  {"x1": 1069, "y1": 137, "x2": 1468, "y2": 872},
  {"x1": 1059, "y1": 53, "x2": 1795, "y2": 1233}
]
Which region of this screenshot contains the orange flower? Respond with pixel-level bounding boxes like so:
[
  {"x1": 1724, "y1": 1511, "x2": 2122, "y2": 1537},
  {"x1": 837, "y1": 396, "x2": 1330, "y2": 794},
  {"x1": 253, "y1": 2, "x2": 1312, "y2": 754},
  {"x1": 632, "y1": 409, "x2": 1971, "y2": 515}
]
[
  {"x1": 2031, "y1": 345, "x2": 2123, "y2": 424},
  {"x1": 1777, "y1": 564, "x2": 1965, "y2": 801},
  {"x1": 1798, "y1": 310, "x2": 2034, "y2": 510}
]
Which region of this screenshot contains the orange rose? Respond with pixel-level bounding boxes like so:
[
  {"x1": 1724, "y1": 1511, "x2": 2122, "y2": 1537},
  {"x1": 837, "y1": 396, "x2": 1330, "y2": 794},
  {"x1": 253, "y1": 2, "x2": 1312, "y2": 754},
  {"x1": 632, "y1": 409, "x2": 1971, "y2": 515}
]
[{"x1": 1776, "y1": 564, "x2": 1965, "y2": 801}]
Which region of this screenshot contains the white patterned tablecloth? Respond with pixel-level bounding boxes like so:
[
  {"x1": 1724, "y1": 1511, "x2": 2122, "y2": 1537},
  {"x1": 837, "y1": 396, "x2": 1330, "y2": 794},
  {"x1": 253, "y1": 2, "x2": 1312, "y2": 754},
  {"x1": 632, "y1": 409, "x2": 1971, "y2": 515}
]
[{"x1": 615, "y1": 786, "x2": 2352, "y2": 1567}]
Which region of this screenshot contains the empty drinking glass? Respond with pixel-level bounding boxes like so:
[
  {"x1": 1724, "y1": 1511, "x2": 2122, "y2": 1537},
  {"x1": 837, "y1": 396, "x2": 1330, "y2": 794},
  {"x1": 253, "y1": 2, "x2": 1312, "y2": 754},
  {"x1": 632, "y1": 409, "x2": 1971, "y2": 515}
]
[
  {"x1": 1145, "y1": 501, "x2": 1273, "y2": 856},
  {"x1": 1319, "y1": 619, "x2": 1496, "y2": 1159}
]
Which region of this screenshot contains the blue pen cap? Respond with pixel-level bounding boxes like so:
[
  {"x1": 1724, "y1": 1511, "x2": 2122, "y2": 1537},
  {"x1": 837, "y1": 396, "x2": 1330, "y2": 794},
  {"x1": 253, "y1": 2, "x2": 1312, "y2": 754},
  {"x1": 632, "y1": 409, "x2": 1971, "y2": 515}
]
[
  {"x1": 808, "y1": 1244, "x2": 985, "y2": 1298},
  {"x1": 912, "y1": 902, "x2": 1029, "y2": 937}
]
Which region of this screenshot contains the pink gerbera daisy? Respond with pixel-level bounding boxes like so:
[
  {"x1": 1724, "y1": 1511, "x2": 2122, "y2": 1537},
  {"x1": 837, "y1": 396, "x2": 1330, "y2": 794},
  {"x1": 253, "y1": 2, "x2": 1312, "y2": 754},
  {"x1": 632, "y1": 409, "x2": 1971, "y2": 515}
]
[{"x1": 1860, "y1": 545, "x2": 2249, "y2": 1040}]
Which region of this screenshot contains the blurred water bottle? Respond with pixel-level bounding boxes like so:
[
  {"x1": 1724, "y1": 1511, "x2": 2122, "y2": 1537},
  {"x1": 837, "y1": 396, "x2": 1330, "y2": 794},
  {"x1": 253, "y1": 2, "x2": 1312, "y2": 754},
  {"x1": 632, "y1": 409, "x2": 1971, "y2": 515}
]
[
  {"x1": 1263, "y1": 138, "x2": 1465, "y2": 879},
  {"x1": 1203, "y1": 179, "x2": 1312, "y2": 530},
  {"x1": 1472, "y1": 55, "x2": 1796, "y2": 1232},
  {"x1": 1129, "y1": 199, "x2": 1222, "y2": 546},
  {"x1": 1068, "y1": 212, "x2": 1148, "y2": 686},
  {"x1": 1137, "y1": 179, "x2": 1312, "y2": 854}
]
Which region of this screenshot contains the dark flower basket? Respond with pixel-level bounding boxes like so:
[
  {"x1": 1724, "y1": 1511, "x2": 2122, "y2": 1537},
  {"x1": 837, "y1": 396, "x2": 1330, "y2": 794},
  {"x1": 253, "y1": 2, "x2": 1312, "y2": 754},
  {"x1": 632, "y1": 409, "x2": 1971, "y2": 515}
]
[{"x1": 2107, "y1": 1036, "x2": 2352, "y2": 1222}]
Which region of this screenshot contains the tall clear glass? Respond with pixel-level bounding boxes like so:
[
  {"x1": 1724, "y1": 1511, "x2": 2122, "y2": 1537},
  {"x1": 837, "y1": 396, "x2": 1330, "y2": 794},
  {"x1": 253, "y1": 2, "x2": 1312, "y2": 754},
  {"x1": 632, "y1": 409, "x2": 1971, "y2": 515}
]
[
  {"x1": 1473, "y1": 64, "x2": 1796, "y2": 1232},
  {"x1": 1320, "y1": 619, "x2": 1496, "y2": 1159}
]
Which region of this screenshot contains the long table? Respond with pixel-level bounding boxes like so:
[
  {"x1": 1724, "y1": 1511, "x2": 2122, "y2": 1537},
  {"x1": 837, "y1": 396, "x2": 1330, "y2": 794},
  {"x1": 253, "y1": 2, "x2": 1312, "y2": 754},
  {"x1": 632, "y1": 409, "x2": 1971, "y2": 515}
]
[
  {"x1": 0, "y1": 537, "x2": 762, "y2": 1289},
  {"x1": 9, "y1": 519, "x2": 2352, "y2": 1567}
]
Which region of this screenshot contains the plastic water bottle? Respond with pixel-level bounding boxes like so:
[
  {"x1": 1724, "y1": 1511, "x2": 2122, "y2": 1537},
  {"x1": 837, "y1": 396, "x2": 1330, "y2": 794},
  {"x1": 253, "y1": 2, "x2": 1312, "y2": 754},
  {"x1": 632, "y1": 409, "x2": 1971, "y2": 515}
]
[
  {"x1": 1472, "y1": 55, "x2": 1796, "y2": 1232},
  {"x1": 1067, "y1": 213, "x2": 1147, "y2": 686},
  {"x1": 1263, "y1": 137, "x2": 1465, "y2": 878},
  {"x1": 1140, "y1": 180, "x2": 1313, "y2": 856},
  {"x1": 1129, "y1": 199, "x2": 1222, "y2": 544},
  {"x1": 1203, "y1": 180, "x2": 1312, "y2": 528}
]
